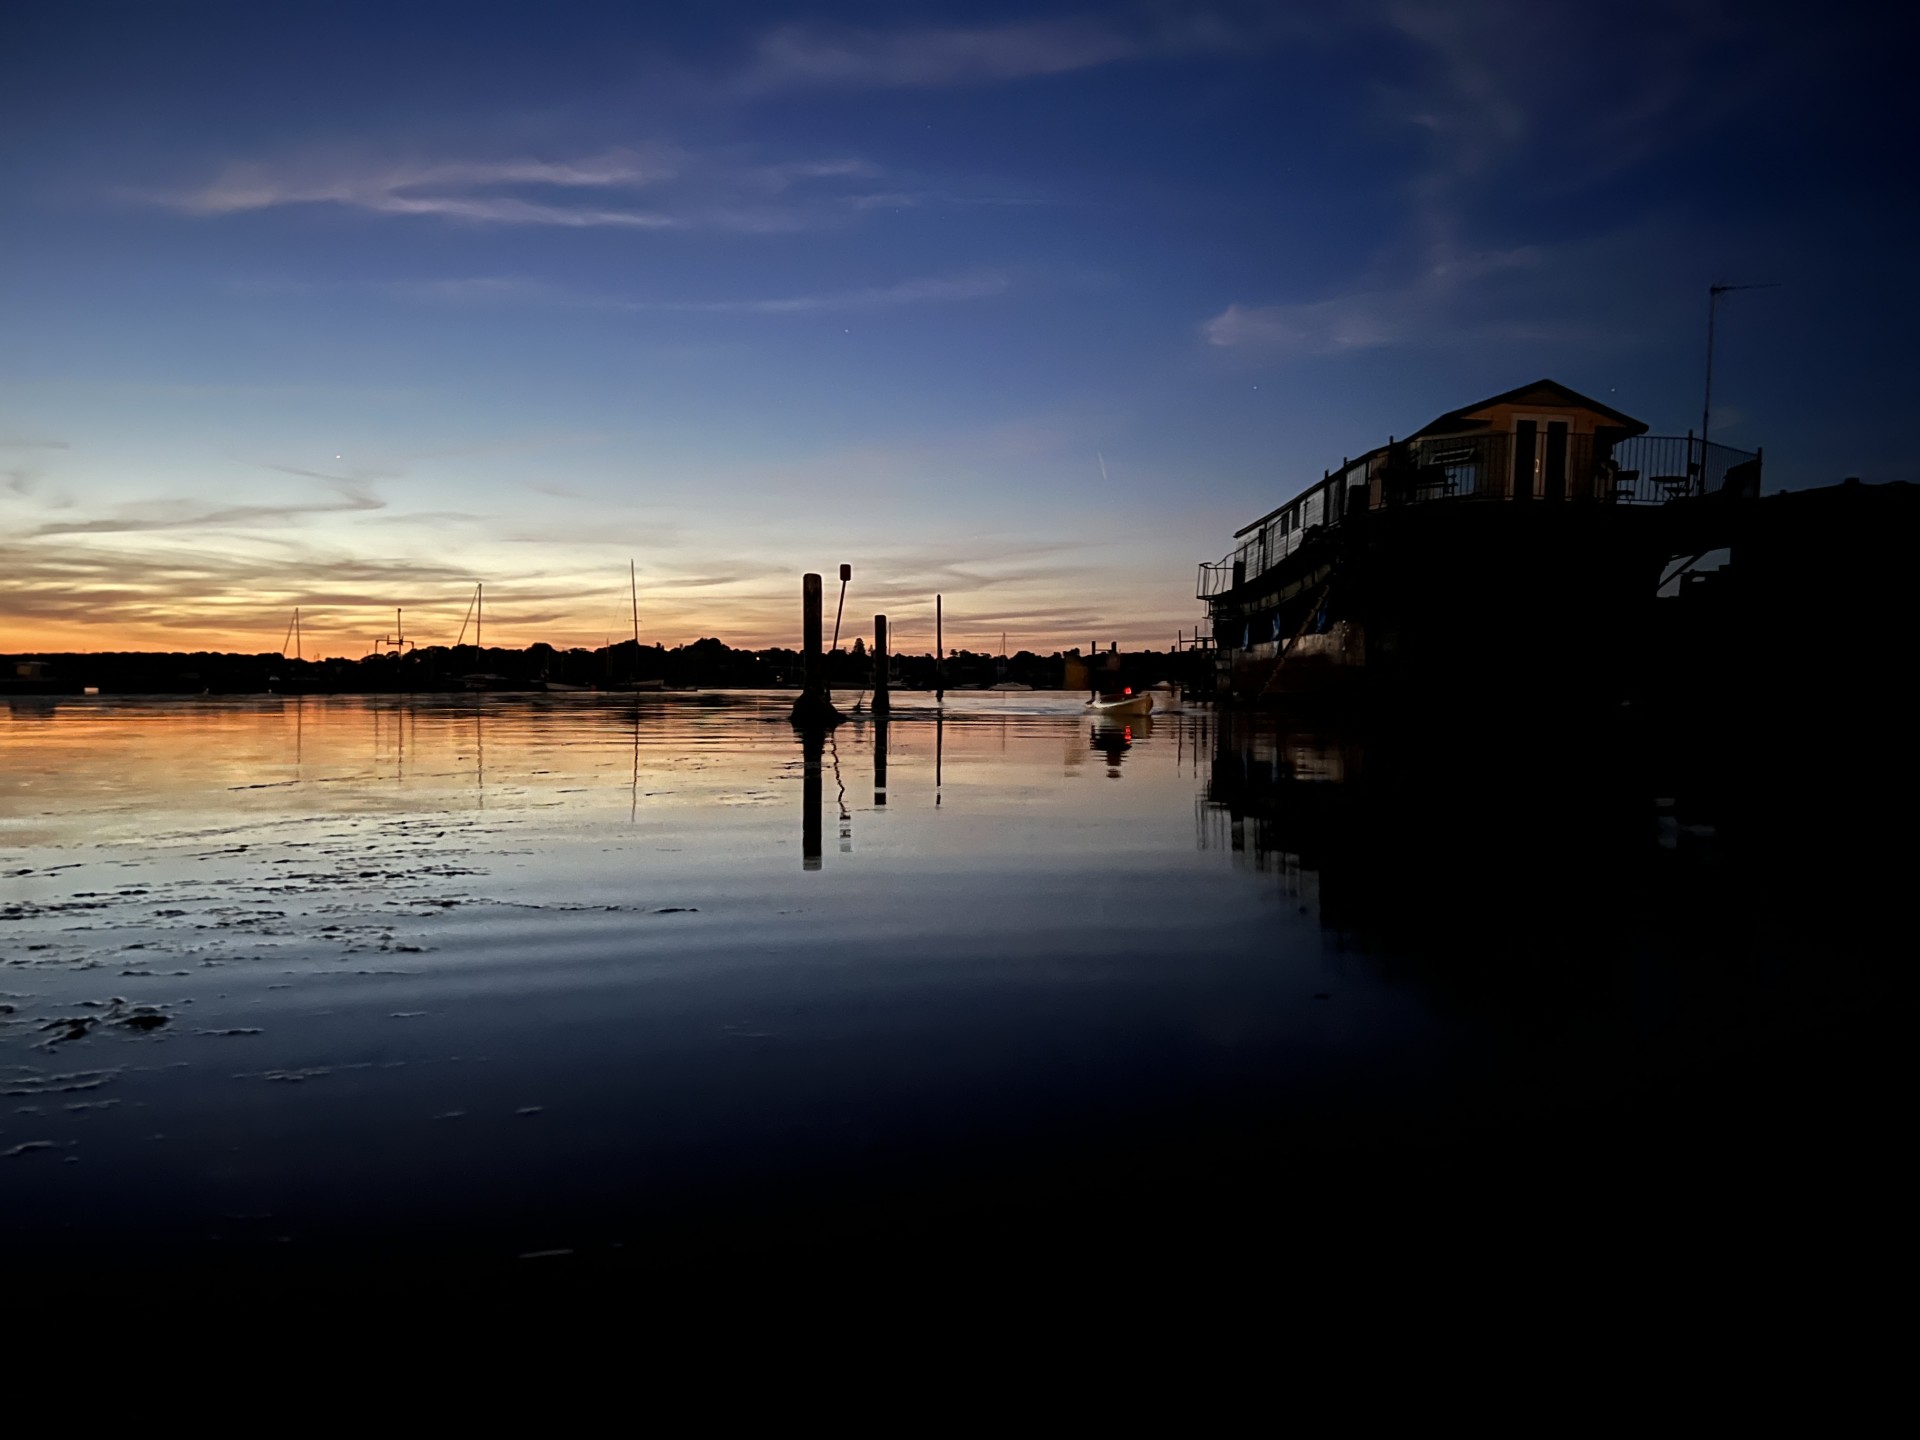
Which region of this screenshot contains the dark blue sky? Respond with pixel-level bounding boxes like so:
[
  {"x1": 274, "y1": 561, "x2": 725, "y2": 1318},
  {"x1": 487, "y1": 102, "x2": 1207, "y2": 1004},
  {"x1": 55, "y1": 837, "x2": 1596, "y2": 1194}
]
[{"x1": 2, "y1": 1, "x2": 1911, "y2": 653}]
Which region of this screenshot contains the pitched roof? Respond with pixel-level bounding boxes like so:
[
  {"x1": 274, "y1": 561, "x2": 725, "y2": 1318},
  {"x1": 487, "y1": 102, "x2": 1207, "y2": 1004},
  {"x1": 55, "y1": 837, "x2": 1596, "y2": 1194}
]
[
  {"x1": 1226, "y1": 380, "x2": 1653, "y2": 541},
  {"x1": 1408, "y1": 379, "x2": 1647, "y2": 439}
]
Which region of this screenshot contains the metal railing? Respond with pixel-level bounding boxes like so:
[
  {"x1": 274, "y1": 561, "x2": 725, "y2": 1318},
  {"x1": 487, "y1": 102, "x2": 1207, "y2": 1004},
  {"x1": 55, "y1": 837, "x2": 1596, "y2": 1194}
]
[
  {"x1": 1197, "y1": 561, "x2": 1238, "y2": 598},
  {"x1": 1198, "y1": 432, "x2": 1759, "y2": 600},
  {"x1": 1609, "y1": 434, "x2": 1758, "y2": 502},
  {"x1": 1403, "y1": 432, "x2": 1756, "y2": 505}
]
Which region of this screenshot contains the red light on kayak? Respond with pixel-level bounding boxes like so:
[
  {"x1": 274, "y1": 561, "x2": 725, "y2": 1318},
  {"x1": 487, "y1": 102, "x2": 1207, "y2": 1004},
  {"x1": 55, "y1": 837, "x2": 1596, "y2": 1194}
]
[{"x1": 1123, "y1": 686, "x2": 1132, "y2": 695}]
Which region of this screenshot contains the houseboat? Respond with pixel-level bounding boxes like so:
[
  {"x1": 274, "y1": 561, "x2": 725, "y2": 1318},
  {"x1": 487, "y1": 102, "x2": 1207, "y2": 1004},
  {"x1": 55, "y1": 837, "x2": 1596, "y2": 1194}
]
[{"x1": 1196, "y1": 379, "x2": 1762, "y2": 709}]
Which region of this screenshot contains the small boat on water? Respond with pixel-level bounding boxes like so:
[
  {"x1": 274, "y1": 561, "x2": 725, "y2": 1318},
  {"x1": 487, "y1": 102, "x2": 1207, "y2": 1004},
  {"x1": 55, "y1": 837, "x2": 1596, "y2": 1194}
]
[{"x1": 1087, "y1": 688, "x2": 1153, "y2": 717}]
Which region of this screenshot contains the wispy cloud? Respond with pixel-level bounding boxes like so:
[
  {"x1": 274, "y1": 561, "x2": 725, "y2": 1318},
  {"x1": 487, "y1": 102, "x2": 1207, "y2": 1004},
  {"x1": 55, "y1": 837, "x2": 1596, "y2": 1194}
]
[
  {"x1": 0, "y1": 437, "x2": 71, "y2": 504},
  {"x1": 374, "y1": 276, "x2": 574, "y2": 306},
  {"x1": 162, "y1": 147, "x2": 683, "y2": 226},
  {"x1": 4, "y1": 466, "x2": 51, "y2": 499},
  {"x1": 1378, "y1": 0, "x2": 1779, "y2": 252},
  {"x1": 147, "y1": 144, "x2": 941, "y2": 233},
  {"x1": 0, "y1": 526, "x2": 661, "y2": 654},
  {"x1": 368, "y1": 270, "x2": 1011, "y2": 317},
  {"x1": 1196, "y1": 3, "x2": 1791, "y2": 362},
  {"x1": 1204, "y1": 298, "x2": 1400, "y2": 355},
  {"x1": 728, "y1": 8, "x2": 1311, "y2": 95},
  {"x1": 2, "y1": 515, "x2": 1197, "y2": 655},
  {"x1": 735, "y1": 18, "x2": 1142, "y2": 92},
  {"x1": 649, "y1": 272, "x2": 1010, "y2": 315},
  {"x1": 28, "y1": 476, "x2": 384, "y2": 538},
  {"x1": 257, "y1": 463, "x2": 393, "y2": 485},
  {"x1": 0, "y1": 539, "x2": 482, "y2": 647},
  {"x1": 1203, "y1": 246, "x2": 1548, "y2": 355}
]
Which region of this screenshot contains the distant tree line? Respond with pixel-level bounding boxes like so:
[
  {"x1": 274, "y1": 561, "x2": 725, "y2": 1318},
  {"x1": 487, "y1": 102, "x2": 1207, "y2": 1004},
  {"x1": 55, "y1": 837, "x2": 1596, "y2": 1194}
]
[{"x1": 3, "y1": 640, "x2": 1209, "y2": 696}]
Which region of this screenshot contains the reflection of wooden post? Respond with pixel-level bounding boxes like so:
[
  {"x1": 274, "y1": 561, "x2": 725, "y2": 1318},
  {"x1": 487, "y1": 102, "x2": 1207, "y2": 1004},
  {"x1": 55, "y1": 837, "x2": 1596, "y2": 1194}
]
[
  {"x1": 935, "y1": 712, "x2": 943, "y2": 806},
  {"x1": 872, "y1": 614, "x2": 890, "y2": 716},
  {"x1": 802, "y1": 727, "x2": 823, "y2": 870},
  {"x1": 874, "y1": 718, "x2": 888, "y2": 806},
  {"x1": 936, "y1": 595, "x2": 944, "y2": 702},
  {"x1": 790, "y1": 572, "x2": 843, "y2": 726}
]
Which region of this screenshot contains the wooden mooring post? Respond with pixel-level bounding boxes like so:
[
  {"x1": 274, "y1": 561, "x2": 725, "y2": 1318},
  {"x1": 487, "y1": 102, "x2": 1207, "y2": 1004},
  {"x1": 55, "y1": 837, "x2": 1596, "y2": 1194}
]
[
  {"x1": 936, "y1": 595, "x2": 944, "y2": 701},
  {"x1": 789, "y1": 572, "x2": 843, "y2": 727}
]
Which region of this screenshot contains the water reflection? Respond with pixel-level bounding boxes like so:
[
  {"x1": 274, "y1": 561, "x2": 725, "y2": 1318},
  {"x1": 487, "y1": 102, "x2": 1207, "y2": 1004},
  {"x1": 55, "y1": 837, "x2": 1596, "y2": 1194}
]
[
  {"x1": 1090, "y1": 714, "x2": 1154, "y2": 776},
  {"x1": 0, "y1": 692, "x2": 1897, "y2": 1283},
  {"x1": 1199, "y1": 714, "x2": 1655, "y2": 948},
  {"x1": 802, "y1": 727, "x2": 823, "y2": 871},
  {"x1": 1192, "y1": 715, "x2": 1840, "y2": 1075}
]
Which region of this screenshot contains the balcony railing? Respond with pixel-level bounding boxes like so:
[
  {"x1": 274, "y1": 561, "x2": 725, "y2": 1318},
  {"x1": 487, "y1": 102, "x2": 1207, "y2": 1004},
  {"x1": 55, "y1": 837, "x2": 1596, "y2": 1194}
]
[
  {"x1": 1404, "y1": 432, "x2": 1756, "y2": 505},
  {"x1": 1197, "y1": 560, "x2": 1239, "y2": 598},
  {"x1": 1198, "y1": 433, "x2": 1759, "y2": 601}
]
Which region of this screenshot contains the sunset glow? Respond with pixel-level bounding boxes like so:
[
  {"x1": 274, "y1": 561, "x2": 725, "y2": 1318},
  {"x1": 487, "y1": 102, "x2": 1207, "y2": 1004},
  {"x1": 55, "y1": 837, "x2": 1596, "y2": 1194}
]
[{"x1": 4, "y1": 3, "x2": 1910, "y2": 657}]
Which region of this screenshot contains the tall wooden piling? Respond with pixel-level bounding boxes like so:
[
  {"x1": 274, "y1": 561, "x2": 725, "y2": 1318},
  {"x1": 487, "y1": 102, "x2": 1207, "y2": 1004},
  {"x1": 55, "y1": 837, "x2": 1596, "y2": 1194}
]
[
  {"x1": 936, "y1": 595, "x2": 944, "y2": 701},
  {"x1": 872, "y1": 614, "x2": 890, "y2": 716},
  {"x1": 804, "y1": 573, "x2": 822, "y2": 671},
  {"x1": 790, "y1": 572, "x2": 843, "y2": 726}
]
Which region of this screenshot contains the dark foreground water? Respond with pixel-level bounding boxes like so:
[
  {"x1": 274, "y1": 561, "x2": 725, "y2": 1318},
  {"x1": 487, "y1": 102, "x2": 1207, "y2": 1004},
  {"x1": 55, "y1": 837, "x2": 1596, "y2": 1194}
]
[{"x1": 0, "y1": 692, "x2": 1900, "y2": 1300}]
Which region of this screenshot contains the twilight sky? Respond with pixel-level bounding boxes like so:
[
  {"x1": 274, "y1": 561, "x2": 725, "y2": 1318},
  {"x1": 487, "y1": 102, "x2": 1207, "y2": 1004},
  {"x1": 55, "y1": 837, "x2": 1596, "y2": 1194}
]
[{"x1": 2, "y1": 0, "x2": 1911, "y2": 658}]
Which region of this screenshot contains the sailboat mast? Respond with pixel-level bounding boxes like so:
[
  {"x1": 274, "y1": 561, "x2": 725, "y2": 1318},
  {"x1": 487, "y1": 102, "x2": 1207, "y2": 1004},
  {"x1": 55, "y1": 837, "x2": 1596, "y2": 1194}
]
[
  {"x1": 630, "y1": 560, "x2": 639, "y2": 648},
  {"x1": 476, "y1": 583, "x2": 482, "y2": 650}
]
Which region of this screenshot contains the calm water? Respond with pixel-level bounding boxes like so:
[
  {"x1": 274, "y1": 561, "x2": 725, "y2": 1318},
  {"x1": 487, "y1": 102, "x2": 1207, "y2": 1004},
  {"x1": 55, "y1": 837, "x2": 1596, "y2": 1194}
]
[{"x1": 0, "y1": 691, "x2": 1890, "y2": 1276}]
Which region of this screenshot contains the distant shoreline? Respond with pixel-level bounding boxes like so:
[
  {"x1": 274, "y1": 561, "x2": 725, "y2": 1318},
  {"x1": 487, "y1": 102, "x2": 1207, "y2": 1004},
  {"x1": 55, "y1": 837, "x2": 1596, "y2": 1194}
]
[{"x1": 4, "y1": 640, "x2": 1203, "y2": 700}]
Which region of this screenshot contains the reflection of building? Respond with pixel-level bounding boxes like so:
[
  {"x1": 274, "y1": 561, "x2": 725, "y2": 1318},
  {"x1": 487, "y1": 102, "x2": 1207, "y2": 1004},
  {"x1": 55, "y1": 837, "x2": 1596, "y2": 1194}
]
[
  {"x1": 1196, "y1": 380, "x2": 1761, "y2": 706},
  {"x1": 2, "y1": 659, "x2": 68, "y2": 695},
  {"x1": 1089, "y1": 720, "x2": 1138, "y2": 773},
  {"x1": 1199, "y1": 713, "x2": 1654, "y2": 944}
]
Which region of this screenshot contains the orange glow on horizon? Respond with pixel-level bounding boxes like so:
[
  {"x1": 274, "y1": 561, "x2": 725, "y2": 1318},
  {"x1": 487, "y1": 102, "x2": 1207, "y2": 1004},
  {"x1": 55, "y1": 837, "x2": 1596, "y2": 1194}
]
[
  {"x1": 0, "y1": 612, "x2": 1186, "y2": 660},
  {"x1": 1, "y1": 537, "x2": 1201, "y2": 659}
]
